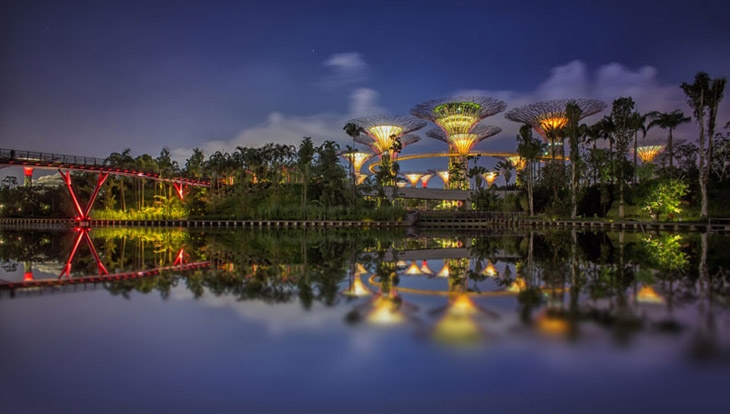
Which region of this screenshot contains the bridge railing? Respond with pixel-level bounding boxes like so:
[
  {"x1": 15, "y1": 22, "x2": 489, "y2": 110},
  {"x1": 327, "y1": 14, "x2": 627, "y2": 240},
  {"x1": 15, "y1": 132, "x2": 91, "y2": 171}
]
[{"x1": 1, "y1": 148, "x2": 110, "y2": 167}]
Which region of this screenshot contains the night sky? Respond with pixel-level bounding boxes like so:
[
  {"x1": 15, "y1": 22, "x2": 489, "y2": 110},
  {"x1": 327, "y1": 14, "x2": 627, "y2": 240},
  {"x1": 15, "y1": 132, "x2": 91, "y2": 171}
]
[{"x1": 2, "y1": 0, "x2": 729, "y2": 167}]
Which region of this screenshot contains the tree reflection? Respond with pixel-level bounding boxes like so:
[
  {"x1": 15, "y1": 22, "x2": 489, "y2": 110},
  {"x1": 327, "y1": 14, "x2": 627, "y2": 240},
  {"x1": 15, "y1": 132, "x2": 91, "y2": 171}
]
[{"x1": 2, "y1": 228, "x2": 730, "y2": 360}]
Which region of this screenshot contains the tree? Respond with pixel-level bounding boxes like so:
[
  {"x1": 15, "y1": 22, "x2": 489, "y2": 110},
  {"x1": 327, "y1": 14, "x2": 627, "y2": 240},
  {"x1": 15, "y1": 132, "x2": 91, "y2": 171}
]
[
  {"x1": 565, "y1": 102, "x2": 583, "y2": 218},
  {"x1": 516, "y1": 124, "x2": 544, "y2": 216},
  {"x1": 495, "y1": 159, "x2": 513, "y2": 198},
  {"x1": 610, "y1": 97, "x2": 636, "y2": 219},
  {"x1": 630, "y1": 112, "x2": 649, "y2": 185},
  {"x1": 681, "y1": 72, "x2": 718, "y2": 219},
  {"x1": 297, "y1": 137, "x2": 315, "y2": 206},
  {"x1": 642, "y1": 179, "x2": 688, "y2": 221},
  {"x1": 184, "y1": 148, "x2": 206, "y2": 179},
  {"x1": 647, "y1": 110, "x2": 691, "y2": 174}
]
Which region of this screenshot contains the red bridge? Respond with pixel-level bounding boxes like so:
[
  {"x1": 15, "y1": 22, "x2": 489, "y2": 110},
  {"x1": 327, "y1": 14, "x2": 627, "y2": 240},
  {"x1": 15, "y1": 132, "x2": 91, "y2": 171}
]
[{"x1": 1, "y1": 148, "x2": 210, "y2": 223}]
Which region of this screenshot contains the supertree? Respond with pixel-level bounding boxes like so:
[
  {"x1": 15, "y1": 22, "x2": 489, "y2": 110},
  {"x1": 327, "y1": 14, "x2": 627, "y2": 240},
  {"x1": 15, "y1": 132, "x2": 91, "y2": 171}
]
[
  {"x1": 635, "y1": 145, "x2": 665, "y2": 163},
  {"x1": 340, "y1": 150, "x2": 374, "y2": 185},
  {"x1": 412, "y1": 96, "x2": 506, "y2": 189},
  {"x1": 411, "y1": 96, "x2": 506, "y2": 136},
  {"x1": 505, "y1": 99, "x2": 607, "y2": 160},
  {"x1": 425, "y1": 124, "x2": 502, "y2": 156},
  {"x1": 346, "y1": 115, "x2": 426, "y2": 157},
  {"x1": 354, "y1": 134, "x2": 421, "y2": 158}
]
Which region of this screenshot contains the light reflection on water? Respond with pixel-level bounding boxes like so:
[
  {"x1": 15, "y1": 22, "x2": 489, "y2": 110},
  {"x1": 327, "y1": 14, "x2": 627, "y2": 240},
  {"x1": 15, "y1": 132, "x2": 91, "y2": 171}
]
[{"x1": 1, "y1": 228, "x2": 729, "y2": 413}]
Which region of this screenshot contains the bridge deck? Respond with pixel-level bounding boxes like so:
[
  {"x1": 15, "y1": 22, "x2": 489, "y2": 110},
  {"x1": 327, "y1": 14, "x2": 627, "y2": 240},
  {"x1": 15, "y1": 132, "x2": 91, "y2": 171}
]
[{"x1": 1, "y1": 148, "x2": 209, "y2": 186}]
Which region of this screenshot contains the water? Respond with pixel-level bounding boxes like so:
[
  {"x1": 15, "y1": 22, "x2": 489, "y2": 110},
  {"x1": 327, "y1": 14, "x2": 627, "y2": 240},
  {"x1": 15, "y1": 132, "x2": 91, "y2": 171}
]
[{"x1": 1, "y1": 228, "x2": 729, "y2": 413}]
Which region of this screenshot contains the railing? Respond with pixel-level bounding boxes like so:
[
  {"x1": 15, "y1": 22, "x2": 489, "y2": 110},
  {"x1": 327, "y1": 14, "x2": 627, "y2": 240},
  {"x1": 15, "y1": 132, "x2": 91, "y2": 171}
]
[
  {"x1": 0, "y1": 148, "x2": 109, "y2": 167},
  {"x1": 419, "y1": 211, "x2": 527, "y2": 220},
  {"x1": 0, "y1": 148, "x2": 210, "y2": 186}
]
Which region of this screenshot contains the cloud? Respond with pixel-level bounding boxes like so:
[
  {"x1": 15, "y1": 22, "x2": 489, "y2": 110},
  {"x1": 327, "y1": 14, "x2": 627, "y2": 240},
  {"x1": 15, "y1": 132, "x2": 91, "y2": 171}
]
[
  {"x1": 456, "y1": 60, "x2": 695, "y2": 152},
  {"x1": 171, "y1": 87, "x2": 385, "y2": 162},
  {"x1": 321, "y1": 52, "x2": 368, "y2": 88}
]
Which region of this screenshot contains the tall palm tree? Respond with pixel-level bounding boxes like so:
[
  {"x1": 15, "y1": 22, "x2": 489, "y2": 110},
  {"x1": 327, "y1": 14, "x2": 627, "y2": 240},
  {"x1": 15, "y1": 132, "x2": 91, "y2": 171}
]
[
  {"x1": 681, "y1": 73, "x2": 711, "y2": 218},
  {"x1": 647, "y1": 110, "x2": 691, "y2": 173},
  {"x1": 629, "y1": 112, "x2": 648, "y2": 184},
  {"x1": 611, "y1": 97, "x2": 636, "y2": 219},
  {"x1": 565, "y1": 102, "x2": 583, "y2": 218}
]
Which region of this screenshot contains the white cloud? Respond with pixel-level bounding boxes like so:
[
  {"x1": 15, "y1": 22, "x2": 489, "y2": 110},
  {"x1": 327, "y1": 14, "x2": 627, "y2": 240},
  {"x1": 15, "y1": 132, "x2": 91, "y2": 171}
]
[
  {"x1": 457, "y1": 60, "x2": 696, "y2": 152},
  {"x1": 321, "y1": 52, "x2": 368, "y2": 88},
  {"x1": 171, "y1": 87, "x2": 384, "y2": 162}
]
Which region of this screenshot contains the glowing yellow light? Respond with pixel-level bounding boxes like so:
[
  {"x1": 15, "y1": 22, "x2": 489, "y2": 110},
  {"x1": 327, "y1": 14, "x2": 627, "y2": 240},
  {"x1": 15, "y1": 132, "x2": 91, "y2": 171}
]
[
  {"x1": 342, "y1": 274, "x2": 372, "y2": 297},
  {"x1": 432, "y1": 102, "x2": 483, "y2": 135},
  {"x1": 507, "y1": 156, "x2": 526, "y2": 171},
  {"x1": 636, "y1": 145, "x2": 665, "y2": 163},
  {"x1": 355, "y1": 174, "x2": 368, "y2": 185},
  {"x1": 536, "y1": 311, "x2": 569, "y2": 335},
  {"x1": 432, "y1": 313, "x2": 482, "y2": 346},
  {"x1": 343, "y1": 151, "x2": 372, "y2": 174},
  {"x1": 437, "y1": 171, "x2": 449, "y2": 187},
  {"x1": 539, "y1": 116, "x2": 568, "y2": 131},
  {"x1": 449, "y1": 294, "x2": 479, "y2": 316},
  {"x1": 405, "y1": 262, "x2": 422, "y2": 275},
  {"x1": 367, "y1": 125, "x2": 403, "y2": 153},
  {"x1": 354, "y1": 263, "x2": 368, "y2": 275},
  {"x1": 636, "y1": 285, "x2": 665, "y2": 304},
  {"x1": 449, "y1": 133, "x2": 478, "y2": 155},
  {"x1": 366, "y1": 296, "x2": 404, "y2": 325},
  {"x1": 404, "y1": 173, "x2": 422, "y2": 187},
  {"x1": 482, "y1": 263, "x2": 498, "y2": 277},
  {"x1": 437, "y1": 263, "x2": 450, "y2": 278},
  {"x1": 481, "y1": 172, "x2": 498, "y2": 186},
  {"x1": 419, "y1": 260, "x2": 433, "y2": 275},
  {"x1": 506, "y1": 277, "x2": 527, "y2": 292}
]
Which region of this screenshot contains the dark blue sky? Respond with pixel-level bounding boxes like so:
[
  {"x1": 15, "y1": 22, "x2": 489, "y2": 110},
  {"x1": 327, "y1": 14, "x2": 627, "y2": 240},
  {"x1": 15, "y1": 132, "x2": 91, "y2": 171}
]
[{"x1": 2, "y1": 0, "x2": 729, "y2": 164}]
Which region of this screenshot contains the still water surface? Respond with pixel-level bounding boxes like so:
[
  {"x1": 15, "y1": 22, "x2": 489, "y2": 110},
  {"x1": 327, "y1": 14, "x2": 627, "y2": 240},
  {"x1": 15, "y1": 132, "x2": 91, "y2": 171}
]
[{"x1": 1, "y1": 228, "x2": 729, "y2": 413}]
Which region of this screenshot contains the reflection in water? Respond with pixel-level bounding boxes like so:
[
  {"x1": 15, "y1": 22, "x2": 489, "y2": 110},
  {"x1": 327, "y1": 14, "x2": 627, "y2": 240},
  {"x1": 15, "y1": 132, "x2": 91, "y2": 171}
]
[{"x1": 1, "y1": 228, "x2": 730, "y2": 359}]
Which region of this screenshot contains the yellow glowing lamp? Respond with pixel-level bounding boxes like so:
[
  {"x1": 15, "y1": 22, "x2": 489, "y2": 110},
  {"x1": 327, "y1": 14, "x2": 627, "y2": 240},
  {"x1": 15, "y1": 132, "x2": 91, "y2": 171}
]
[
  {"x1": 432, "y1": 311, "x2": 483, "y2": 346},
  {"x1": 449, "y1": 133, "x2": 478, "y2": 155},
  {"x1": 437, "y1": 263, "x2": 450, "y2": 278},
  {"x1": 405, "y1": 262, "x2": 422, "y2": 275},
  {"x1": 343, "y1": 151, "x2": 372, "y2": 174},
  {"x1": 636, "y1": 145, "x2": 665, "y2": 163},
  {"x1": 482, "y1": 263, "x2": 498, "y2": 277},
  {"x1": 404, "y1": 173, "x2": 422, "y2": 187},
  {"x1": 506, "y1": 277, "x2": 527, "y2": 292},
  {"x1": 354, "y1": 263, "x2": 368, "y2": 275},
  {"x1": 367, "y1": 125, "x2": 403, "y2": 153},
  {"x1": 448, "y1": 294, "x2": 479, "y2": 316},
  {"x1": 636, "y1": 285, "x2": 665, "y2": 304},
  {"x1": 342, "y1": 274, "x2": 372, "y2": 297},
  {"x1": 507, "y1": 156, "x2": 526, "y2": 171},
  {"x1": 366, "y1": 297, "x2": 404, "y2": 325},
  {"x1": 437, "y1": 171, "x2": 450, "y2": 187},
  {"x1": 539, "y1": 116, "x2": 568, "y2": 131},
  {"x1": 536, "y1": 312, "x2": 569, "y2": 335},
  {"x1": 355, "y1": 174, "x2": 368, "y2": 185},
  {"x1": 481, "y1": 172, "x2": 498, "y2": 187}
]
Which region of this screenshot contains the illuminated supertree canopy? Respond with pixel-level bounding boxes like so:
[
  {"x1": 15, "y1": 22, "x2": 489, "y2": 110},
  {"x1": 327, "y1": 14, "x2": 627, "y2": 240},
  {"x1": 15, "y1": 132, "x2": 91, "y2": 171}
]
[
  {"x1": 507, "y1": 156, "x2": 526, "y2": 171},
  {"x1": 411, "y1": 96, "x2": 506, "y2": 136},
  {"x1": 636, "y1": 145, "x2": 665, "y2": 163},
  {"x1": 504, "y1": 99, "x2": 607, "y2": 140},
  {"x1": 426, "y1": 124, "x2": 502, "y2": 155},
  {"x1": 340, "y1": 150, "x2": 373, "y2": 175},
  {"x1": 347, "y1": 115, "x2": 426, "y2": 155},
  {"x1": 354, "y1": 133, "x2": 421, "y2": 158}
]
